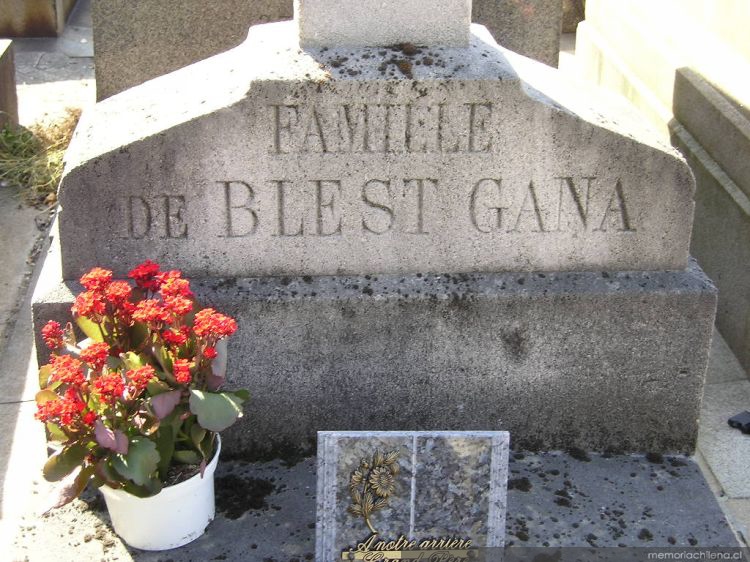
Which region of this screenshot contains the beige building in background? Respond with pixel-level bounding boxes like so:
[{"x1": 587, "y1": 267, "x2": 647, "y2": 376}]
[{"x1": 574, "y1": 0, "x2": 750, "y2": 374}]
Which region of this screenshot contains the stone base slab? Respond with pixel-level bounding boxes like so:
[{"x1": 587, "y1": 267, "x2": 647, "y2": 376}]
[{"x1": 32, "y1": 233, "x2": 716, "y2": 455}]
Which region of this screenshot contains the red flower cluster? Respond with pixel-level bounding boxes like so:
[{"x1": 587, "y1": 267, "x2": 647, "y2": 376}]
[
  {"x1": 80, "y1": 342, "x2": 110, "y2": 371},
  {"x1": 72, "y1": 290, "x2": 106, "y2": 319},
  {"x1": 129, "y1": 260, "x2": 160, "y2": 292},
  {"x1": 35, "y1": 389, "x2": 86, "y2": 426},
  {"x1": 157, "y1": 271, "x2": 193, "y2": 298},
  {"x1": 132, "y1": 299, "x2": 172, "y2": 326},
  {"x1": 193, "y1": 309, "x2": 238, "y2": 339},
  {"x1": 41, "y1": 321, "x2": 64, "y2": 350},
  {"x1": 173, "y1": 359, "x2": 192, "y2": 385},
  {"x1": 49, "y1": 355, "x2": 85, "y2": 386},
  {"x1": 93, "y1": 372, "x2": 125, "y2": 404},
  {"x1": 162, "y1": 326, "x2": 190, "y2": 348},
  {"x1": 105, "y1": 281, "x2": 132, "y2": 305},
  {"x1": 126, "y1": 365, "x2": 156, "y2": 396},
  {"x1": 203, "y1": 346, "x2": 218, "y2": 360},
  {"x1": 80, "y1": 268, "x2": 113, "y2": 292}
]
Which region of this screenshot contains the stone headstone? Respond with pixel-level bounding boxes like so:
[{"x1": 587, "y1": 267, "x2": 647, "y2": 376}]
[
  {"x1": 92, "y1": 0, "x2": 294, "y2": 100},
  {"x1": 34, "y1": 0, "x2": 716, "y2": 455},
  {"x1": 316, "y1": 431, "x2": 509, "y2": 560},
  {"x1": 0, "y1": 41, "x2": 18, "y2": 130}
]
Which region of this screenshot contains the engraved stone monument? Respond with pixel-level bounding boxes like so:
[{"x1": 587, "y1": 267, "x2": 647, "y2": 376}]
[
  {"x1": 316, "y1": 431, "x2": 509, "y2": 561},
  {"x1": 34, "y1": 0, "x2": 716, "y2": 454}
]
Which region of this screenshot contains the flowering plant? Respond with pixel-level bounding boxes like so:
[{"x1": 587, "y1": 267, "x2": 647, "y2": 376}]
[{"x1": 35, "y1": 261, "x2": 247, "y2": 509}]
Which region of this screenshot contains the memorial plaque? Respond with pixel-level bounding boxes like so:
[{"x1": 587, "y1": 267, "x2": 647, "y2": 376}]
[{"x1": 316, "y1": 431, "x2": 510, "y2": 560}]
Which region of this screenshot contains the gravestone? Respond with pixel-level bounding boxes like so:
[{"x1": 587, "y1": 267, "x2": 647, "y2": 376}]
[
  {"x1": 0, "y1": 41, "x2": 18, "y2": 130},
  {"x1": 34, "y1": 0, "x2": 716, "y2": 455},
  {"x1": 316, "y1": 431, "x2": 509, "y2": 560}
]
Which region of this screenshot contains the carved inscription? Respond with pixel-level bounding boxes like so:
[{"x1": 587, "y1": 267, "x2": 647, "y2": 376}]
[
  {"x1": 469, "y1": 177, "x2": 635, "y2": 234},
  {"x1": 271, "y1": 103, "x2": 494, "y2": 154},
  {"x1": 122, "y1": 195, "x2": 188, "y2": 240},
  {"x1": 118, "y1": 178, "x2": 635, "y2": 241}
]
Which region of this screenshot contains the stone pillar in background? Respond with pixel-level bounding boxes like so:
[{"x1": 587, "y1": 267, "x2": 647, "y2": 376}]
[
  {"x1": 0, "y1": 40, "x2": 18, "y2": 130},
  {"x1": 0, "y1": 0, "x2": 77, "y2": 37},
  {"x1": 35, "y1": 0, "x2": 716, "y2": 455},
  {"x1": 562, "y1": 0, "x2": 585, "y2": 33},
  {"x1": 472, "y1": 0, "x2": 563, "y2": 67}
]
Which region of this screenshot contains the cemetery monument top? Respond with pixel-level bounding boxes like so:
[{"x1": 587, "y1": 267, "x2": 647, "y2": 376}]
[{"x1": 57, "y1": 4, "x2": 695, "y2": 279}]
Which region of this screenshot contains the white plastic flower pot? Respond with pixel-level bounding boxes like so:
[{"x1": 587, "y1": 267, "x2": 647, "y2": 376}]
[{"x1": 100, "y1": 436, "x2": 221, "y2": 551}]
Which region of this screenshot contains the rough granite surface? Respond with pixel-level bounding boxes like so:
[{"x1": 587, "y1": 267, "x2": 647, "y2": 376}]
[
  {"x1": 59, "y1": 22, "x2": 695, "y2": 279},
  {"x1": 473, "y1": 0, "x2": 563, "y2": 67},
  {"x1": 92, "y1": 0, "x2": 294, "y2": 99},
  {"x1": 316, "y1": 431, "x2": 509, "y2": 560},
  {"x1": 33, "y1": 233, "x2": 717, "y2": 455}
]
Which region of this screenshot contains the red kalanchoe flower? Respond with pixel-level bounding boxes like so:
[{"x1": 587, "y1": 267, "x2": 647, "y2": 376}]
[
  {"x1": 128, "y1": 260, "x2": 161, "y2": 292},
  {"x1": 162, "y1": 326, "x2": 191, "y2": 347},
  {"x1": 82, "y1": 411, "x2": 97, "y2": 426},
  {"x1": 35, "y1": 399, "x2": 62, "y2": 423},
  {"x1": 193, "y1": 309, "x2": 238, "y2": 339},
  {"x1": 203, "y1": 346, "x2": 218, "y2": 360},
  {"x1": 126, "y1": 365, "x2": 156, "y2": 397},
  {"x1": 105, "y1": 280, "x2": 133, "y2": 305},
  {"x1": 48, "y1": 355, "x2": 85, "y2": 386},
  {"x1": 36, "y1": 390, "x2": 86, "y2": 426},
  {"x1": 158, "y1": 272, "x2": 193, "y2": 299},
  {"x1": 132, "y1": 299, "x2": 172, "y2": 326},
  {"x1": 93, "y1": 372, "x2": 125, "y2": 404},
  {"x1": 80, "y1": 342, "x2": 110, "y2": 371},
  {"x1": 173, "y1": 359, "x2": 192, "y2": 385},
  {"x1": 72, "y1": 290, "x2": 106, "y2": 318},
  {"x1": 41, "y1": 321, "x2": 65, "y2": 350},
  {"x1": 80, "y1": 267, "x2": 113, "y2": 292},
  {"x1": 163, "y1": 295, "x2": 193, "y2": 316}
]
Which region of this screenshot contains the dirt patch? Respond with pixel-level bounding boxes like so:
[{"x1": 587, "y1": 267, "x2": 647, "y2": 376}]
[{"x1": 215, "y1": 474, "x2": 276, "y2": 520}]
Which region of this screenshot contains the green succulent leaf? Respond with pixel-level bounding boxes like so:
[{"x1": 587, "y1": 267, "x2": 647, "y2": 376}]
[
  {"x1": 35, "y1": 389, "x2": 58, "y2": 405},
  {"x1": 121, "y1": 352, "x2": 146, "y2": 371},
  {"x1": 232, "y1": 389, "x2": 250, "y2": 402},
  {"x1": 43, "y1": 465, "x2": 95, "y2": 514},
  {"x1": 46, "y1": 422, "x2": 68, "y2": 442},
  {"x1": 128, "y1": 322, "x2": 149, "y2": 351},
  {"x1": 154, "y1": 426, "x2": 175, "y2": 480},
  {"x1": 189, "y1": 390, "x2": 243, "y2": 432},
  {"x1": 43, "y1": 444, "x2": 88, "y2": 482},
  {"x1": 38, "y1": 365, "x2": 52, "y2": 387},
  {"x1": 190, "y1": 424, "x2": 207, "y2": 450},
  {"x1": 146, "y1": 379, "x2": 171, "y2": 396},
  {"x1": 75, "y1": 316, "x2": 106, "y2": 342},
  {"x1": 95, "y1": 459, "x2": 123, "y2": 488},
  {"x1": 173, "y1": 450, "x2": 201, "y2": 465},
  {"x1": 121, "y1": 477, "x2": 163, "y2": 498},
  {"x1": 111, "y1": 437, "x2": 159, "y2": 487}
]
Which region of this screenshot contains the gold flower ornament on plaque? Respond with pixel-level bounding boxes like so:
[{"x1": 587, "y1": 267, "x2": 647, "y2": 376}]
[{"x1": 348, "y1": 449, "x2": 400, "y2": 534}]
